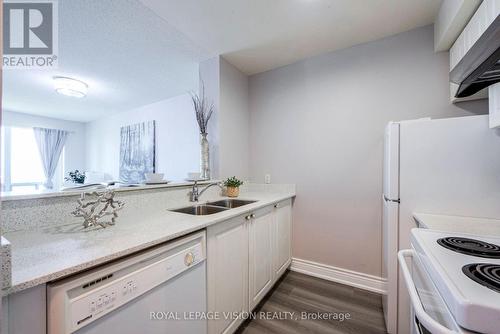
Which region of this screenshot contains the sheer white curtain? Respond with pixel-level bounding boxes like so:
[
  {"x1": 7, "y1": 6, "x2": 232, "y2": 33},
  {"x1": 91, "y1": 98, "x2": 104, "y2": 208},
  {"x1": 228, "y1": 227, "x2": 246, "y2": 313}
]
[{"x1": 33, "y1": 127, "x2": 69, "y2": 189}]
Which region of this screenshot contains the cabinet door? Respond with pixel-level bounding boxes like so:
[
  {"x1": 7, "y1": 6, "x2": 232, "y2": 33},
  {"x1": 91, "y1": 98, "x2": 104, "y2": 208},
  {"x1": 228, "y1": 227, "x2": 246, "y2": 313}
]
[
  {"x1": 248, "y1": 206, "x2": 274, "y2": 310},
  {"x1": 2, "y1": 285, "x2": 47, "y2": 334},
  {"x1": 207, "y1": 216, "x2": 248, "y2": 334},
  {"x1": 274, "y1": 199, "x2": 292, "y2": 278}
]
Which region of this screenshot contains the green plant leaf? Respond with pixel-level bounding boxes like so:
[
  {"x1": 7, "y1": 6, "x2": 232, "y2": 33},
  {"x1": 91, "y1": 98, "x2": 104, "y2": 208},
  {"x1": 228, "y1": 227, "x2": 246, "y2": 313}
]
[{"x1": 223, "y1": 176, "x2": 243, "y2": 188}]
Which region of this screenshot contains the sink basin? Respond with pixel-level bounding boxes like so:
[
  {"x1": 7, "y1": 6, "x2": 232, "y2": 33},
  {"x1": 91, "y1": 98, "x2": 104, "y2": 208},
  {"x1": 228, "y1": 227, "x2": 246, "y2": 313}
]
[
  {"x1": 171, "y1": 205, "x2": 229, "y2": 216},
  {"x1": 206, "y1": 199, "x2": 257, "y2": 208}
]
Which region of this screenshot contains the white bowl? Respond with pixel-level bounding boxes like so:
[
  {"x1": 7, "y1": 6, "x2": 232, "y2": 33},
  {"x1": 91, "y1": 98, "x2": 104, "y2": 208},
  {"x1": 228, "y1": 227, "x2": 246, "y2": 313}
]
[{"x1": 145, "y1": 173, "x2": 164, "y2": 182}]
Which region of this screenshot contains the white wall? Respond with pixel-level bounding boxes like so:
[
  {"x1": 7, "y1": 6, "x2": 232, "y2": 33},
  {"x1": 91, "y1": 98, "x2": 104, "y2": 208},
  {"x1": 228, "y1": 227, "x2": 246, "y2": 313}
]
[
  {"x1": 248, "y1": 25, "x2": 488, "y2": 277},
  {"x1": 2, "y1": 110, "x2": 87, "y2": 177},
  {"x1": 219, "y1": 58, "x2": 250, "y2": 180},
  {"x1": 85, "y1": 94, "x2": 199, "y2": 182}
]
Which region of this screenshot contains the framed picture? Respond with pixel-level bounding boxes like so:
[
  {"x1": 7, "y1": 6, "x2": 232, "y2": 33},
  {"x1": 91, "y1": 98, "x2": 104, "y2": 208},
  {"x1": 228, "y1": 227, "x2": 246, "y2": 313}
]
[{"x1": 119, "y1": 120, "x2": 155, "y2": 183}]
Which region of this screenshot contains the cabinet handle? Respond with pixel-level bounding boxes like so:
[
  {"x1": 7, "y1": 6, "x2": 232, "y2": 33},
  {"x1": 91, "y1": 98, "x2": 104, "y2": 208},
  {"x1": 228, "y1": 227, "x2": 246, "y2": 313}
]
[
  {"x1": 274, "y1": 203, "x2": 279, "y2": 208},
  {"x1": 251, "y1": 214, "x2": 255, "y2": 219},
  {"x1": 184, "y1": 252, "x2": 195, "y2": 266},
  {"x1": 245, "y1": 215, "x2": 251, "y2": 220}
]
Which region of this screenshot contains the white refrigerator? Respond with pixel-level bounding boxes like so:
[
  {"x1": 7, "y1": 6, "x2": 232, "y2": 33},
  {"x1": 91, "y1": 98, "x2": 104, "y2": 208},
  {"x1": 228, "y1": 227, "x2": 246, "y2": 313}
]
[{"x1": 382, "y1": 115, "x2": 500, "y2": 334}]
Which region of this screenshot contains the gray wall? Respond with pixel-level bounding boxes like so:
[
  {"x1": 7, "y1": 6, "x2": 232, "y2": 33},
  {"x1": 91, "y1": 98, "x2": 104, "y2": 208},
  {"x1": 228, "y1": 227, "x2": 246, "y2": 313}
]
[{"x1": 248, "y1": 25, "x2": 487, "y2": 277}]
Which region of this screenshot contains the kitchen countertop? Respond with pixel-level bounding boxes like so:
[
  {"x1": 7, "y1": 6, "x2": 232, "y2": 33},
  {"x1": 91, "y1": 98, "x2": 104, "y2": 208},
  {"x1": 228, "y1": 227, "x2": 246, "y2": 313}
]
[
  {"x1": 3, "y1": 190, "x2": 295, "y2": 295},
  {"x1": 414, "y1": 213, "x2": 500, "y2": 237}
]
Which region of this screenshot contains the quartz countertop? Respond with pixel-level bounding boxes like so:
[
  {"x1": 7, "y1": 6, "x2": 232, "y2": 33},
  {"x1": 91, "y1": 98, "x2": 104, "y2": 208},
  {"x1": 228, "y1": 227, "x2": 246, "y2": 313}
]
[
  {"x1": 1, "y1": 237, "x2": 11, "y2": 291},
  {"x1": 3, "y1": 190, "x2": 295, "y2": 295},
  {"x1": 414, "y1": 213, "x2": 500, "y2": 237}
]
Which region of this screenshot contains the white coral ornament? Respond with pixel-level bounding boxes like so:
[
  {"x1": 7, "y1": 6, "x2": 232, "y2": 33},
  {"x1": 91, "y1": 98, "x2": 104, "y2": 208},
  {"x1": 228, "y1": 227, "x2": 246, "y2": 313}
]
[{"x1": 71, "y1": 191, "x2": 125, "y2": 228}]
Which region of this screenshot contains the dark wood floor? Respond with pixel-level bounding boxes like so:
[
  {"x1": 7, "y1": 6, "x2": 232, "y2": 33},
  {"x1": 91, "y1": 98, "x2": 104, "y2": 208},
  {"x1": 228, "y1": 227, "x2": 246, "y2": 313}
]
[{"x1": 236, "y1": 271, "x2": 388, "y2": 334}]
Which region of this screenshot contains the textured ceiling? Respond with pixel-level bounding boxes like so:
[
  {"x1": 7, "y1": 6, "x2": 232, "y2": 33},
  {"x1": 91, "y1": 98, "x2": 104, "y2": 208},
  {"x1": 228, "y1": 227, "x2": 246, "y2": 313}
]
[
  {"x1": 3, "y1": 0, "x2": 210, "y2": 122},
  {"x1": 4, "y1": 0, "x2": 443, "y2": 122},
  {"x1": 140, "y1": 0, "x2": 442, "y2": 75}
]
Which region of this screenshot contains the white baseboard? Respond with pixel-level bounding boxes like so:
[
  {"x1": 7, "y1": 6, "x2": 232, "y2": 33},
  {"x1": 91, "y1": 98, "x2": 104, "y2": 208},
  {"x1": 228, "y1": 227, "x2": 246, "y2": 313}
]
[{"x1": 290, "y1": 258, "x2": 387, "y2": 295}]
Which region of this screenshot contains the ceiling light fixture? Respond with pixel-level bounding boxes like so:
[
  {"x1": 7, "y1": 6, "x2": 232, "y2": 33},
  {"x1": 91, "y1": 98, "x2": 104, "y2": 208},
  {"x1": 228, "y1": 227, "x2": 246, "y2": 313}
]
[{"x1": 53, "y1": 77, "x2": 88, "y2": 98}]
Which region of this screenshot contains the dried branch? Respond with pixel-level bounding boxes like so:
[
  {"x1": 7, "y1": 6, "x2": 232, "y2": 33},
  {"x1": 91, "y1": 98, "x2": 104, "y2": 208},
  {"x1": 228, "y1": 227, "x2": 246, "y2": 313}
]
[{"x1": 191, "y1": 81, "x2": 214, "y2": 135}]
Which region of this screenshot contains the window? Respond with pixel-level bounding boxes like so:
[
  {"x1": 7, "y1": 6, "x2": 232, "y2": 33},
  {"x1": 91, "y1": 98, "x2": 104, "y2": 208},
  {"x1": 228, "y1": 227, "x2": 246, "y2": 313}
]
[{"x1": 1, "y1": 126, "x2": 64, "y2": 193}]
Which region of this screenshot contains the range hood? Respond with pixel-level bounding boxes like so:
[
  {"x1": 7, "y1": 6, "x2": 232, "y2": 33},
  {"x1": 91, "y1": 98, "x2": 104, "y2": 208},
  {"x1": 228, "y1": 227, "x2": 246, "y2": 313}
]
[{"x1": 450, "y1": 16, "x2": 500, "y2": 98}]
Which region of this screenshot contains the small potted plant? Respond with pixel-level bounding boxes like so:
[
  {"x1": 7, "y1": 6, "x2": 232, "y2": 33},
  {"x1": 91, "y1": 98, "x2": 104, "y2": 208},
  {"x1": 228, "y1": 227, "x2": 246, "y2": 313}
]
[
  {"x1": 224, "y1": 176, "x2": 243, "y2": 197},
  {"x1": 65, "y1": 170, "x2": 86, "y2": 184}
]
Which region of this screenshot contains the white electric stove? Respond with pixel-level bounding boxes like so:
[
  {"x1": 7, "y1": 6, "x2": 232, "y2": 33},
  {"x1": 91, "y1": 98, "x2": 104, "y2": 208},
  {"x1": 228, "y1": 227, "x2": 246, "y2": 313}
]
[{"x1": 399, "y1": 228, "x2": 500, "y2": 334}]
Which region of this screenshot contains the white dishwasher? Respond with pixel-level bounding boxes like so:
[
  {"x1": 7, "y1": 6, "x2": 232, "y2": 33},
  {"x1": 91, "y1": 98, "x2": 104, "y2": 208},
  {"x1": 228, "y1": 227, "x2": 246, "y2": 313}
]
[{"x1": 48, "y1": 231, "x2": 207, "y2": 334}]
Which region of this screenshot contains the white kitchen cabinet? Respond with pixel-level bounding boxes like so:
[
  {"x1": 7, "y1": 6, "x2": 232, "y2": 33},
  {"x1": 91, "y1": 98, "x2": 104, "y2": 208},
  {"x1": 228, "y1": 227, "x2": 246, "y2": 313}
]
[
  {"x1": 1, "y1": 285, "x2": 46, "y2": 334},
  {"x1": 207, "y1": 214, "x2": 249, "y2": 334},
  {"x1": 248, "y1": 206, "x2": 274, "y2": 310},
  {"x1": 273, "y1": 199, "x2": 292, "y2": 278},
  {"x1": 207, "y1": 199, "x2": 293, "y2": 334}
]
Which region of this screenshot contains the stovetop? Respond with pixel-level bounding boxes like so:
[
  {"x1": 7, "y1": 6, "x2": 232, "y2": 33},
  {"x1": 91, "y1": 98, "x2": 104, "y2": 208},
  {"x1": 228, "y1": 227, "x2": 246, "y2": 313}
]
[
  {"x1": 462, "y1": 263, "x2": 500, "y2": 293},
  {"x1": 411, "y1": 228, "x2": 500, "y2": 334},
  {"x1": 437, "y1": 236, "x2": 500, "y2": 259}
]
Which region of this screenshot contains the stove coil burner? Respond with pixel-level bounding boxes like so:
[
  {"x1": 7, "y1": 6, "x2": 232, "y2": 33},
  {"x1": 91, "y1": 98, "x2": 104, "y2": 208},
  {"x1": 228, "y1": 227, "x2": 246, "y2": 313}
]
[
  {"x1": 463, "y1": 263, "x2": 500, "y2": 293},
  {"x1": 437, "y1": 237, "x2": 500, "y2": 258}
]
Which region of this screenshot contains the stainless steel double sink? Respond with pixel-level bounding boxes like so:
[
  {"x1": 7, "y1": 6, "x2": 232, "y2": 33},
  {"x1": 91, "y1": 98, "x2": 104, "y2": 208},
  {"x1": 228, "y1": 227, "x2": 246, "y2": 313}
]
[{"x1": 170, "y1": 199, "x2": 257, "y2": 216}]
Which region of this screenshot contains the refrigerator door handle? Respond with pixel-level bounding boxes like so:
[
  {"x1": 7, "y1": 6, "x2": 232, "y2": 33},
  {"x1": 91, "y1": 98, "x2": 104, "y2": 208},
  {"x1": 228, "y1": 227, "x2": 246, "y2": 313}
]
[{"x1": 383, "y1": 194, "x2": 400, "y2": 203}]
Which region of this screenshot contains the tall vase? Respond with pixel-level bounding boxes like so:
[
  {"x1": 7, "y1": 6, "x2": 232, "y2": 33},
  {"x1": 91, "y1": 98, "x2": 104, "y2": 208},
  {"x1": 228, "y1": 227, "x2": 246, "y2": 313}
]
[{"x1": 200, "y1": 133, "x2": 210, "y2": 179}]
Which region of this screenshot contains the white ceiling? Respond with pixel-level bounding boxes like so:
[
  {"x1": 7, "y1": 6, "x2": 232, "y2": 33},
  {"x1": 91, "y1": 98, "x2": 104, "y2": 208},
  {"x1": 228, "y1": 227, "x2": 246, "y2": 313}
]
[
  {"x1": 140, "y1": 0, "x2": 442, "y2": 75},
  {"x1": 3, "y1": 0, "x2": 210, "y2": 122}
]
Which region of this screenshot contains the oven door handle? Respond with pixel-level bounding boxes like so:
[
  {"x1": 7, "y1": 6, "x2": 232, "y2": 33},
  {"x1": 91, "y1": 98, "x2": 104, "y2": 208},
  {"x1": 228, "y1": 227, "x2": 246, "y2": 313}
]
[{"x1": 398, "y1": 250, "x2": 458, "y2": 334}]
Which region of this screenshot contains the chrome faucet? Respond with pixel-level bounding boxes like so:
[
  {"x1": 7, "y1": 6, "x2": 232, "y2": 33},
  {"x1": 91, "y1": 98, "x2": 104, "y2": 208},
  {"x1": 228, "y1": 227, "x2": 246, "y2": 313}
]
[{"x1": 190, "y1": 181, "x2": 224, "y2": 202}]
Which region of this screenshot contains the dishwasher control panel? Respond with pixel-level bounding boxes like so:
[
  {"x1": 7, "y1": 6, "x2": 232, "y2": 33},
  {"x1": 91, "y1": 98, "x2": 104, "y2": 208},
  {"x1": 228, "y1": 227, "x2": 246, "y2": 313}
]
[{"x1": 47, "y1": 231, "x2": 206, "y2": 334}]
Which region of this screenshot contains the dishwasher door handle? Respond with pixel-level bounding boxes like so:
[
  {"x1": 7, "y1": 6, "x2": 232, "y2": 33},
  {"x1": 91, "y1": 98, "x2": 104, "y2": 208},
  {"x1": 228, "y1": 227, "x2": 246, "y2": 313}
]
[{"x1": 398, "y1": 250, "x2": 458, "y2": 334}]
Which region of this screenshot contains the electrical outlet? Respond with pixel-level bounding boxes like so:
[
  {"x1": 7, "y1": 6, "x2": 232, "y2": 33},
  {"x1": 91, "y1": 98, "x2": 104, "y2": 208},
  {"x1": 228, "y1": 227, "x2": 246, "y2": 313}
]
[{"x1": 265, "y1": 174, "x2": 271, "y2": 184}]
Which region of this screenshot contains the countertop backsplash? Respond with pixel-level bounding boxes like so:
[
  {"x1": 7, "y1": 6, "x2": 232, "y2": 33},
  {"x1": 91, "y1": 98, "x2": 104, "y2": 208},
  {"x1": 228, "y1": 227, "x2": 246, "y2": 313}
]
[
  {"x1": 1, "y1": 185, "x2": 218, "y2": 233},
  {"x1": 239, "y1": 183, "x2": 295, "y2": 194},
  {"x1": 1, "y1": 183, "x2": 295, "y2": 233}
]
